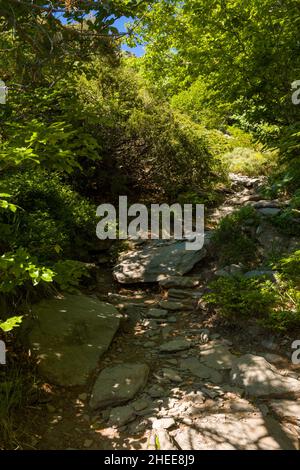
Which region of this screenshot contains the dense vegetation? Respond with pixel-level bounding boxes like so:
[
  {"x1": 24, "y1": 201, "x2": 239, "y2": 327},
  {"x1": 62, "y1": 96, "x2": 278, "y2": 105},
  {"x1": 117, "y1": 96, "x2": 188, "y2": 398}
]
[
  {"x1": 1, "y1": 1, "x2": 298, "y2": 327},
  {"x1": 0, "y1": 0, "x2": 300, "y2": 448}
]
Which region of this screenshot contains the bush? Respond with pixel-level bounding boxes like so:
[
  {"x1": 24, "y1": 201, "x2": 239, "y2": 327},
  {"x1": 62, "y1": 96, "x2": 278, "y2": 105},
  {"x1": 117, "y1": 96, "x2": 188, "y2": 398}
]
[
  {"x1": 274, "y1": 250, "x2": 300, "y2": 285},
  {"x1": 53, "y1": 260, "x2": 90, "y2": 293},
  {"x1": 0, "y1": 248, "x2": 54, "y2": 294},
  {"x1": 0, "y1": 170, "x2": 97, "y2": 261},
  {"x1": 204, "y1": 276, "x2": 277, "y2": 318},
  {"x1": 263, "y1": 308, "x2": 300, "y2": 332},
  {"x1": 271, "y1": 208, "x2": 300, "y2": 237},
  {"x1": 212, "y1": 207, "x2": 259, "y2": 266},
  {"x1": 73, "y1": 61, "x2": 226, "y2": 201},
  {"x1": 205, "y1": 268, "x2": 300, "y2": 332},
  {"x1": 0, "y1": 248, "x2": 54, "y2": 332},
  {"x1": 222, "y1": 147, "x2": 277, "y2": 176}
]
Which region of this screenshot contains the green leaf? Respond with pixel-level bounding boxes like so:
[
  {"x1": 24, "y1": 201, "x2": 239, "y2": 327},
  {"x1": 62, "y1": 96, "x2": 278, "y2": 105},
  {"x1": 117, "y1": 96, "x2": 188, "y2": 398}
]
[{"x1": 0, "y1": 316, "x2": 23, "y2": 332}]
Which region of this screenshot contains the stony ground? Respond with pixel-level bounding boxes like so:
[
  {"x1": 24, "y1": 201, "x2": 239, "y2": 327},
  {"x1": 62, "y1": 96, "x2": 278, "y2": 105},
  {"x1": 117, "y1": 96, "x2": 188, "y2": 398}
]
[{"x1": 17, "y1": 174, "x2": 300, "y2": 451}]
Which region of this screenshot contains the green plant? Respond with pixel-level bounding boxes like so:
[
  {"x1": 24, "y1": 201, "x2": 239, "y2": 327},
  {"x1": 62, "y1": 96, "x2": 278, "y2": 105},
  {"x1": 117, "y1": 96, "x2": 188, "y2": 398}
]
[
  {"x1": 0, "y1": 194, "x2": 17, "y2": 213},
  {"x1": 290, "y1": 190, "x2": 300, "y2": 210},
  {"x1": 222, "y1": 147, "x2": 277, "y2": 176},
  {"x1": 0, "y1": 248, "x2": 54, "y2": 332},
  {"x1": 0, "y1": 316, "x2": 23, "y2": 333},
  {"x1": 212, "y1": 207, "x2": 259, "y2": 266},
  {"x1": 204, "y1": 276, "x2": 277, "y2": 318},
  {"x1": 53, "y1": 260, "x2": 90, "y2": 293},
  {"x1": 0, "y1": 170, "x2": 97, "y2": 261},
  {"x1": 274, "y1": 250, "x2": 300, "y2": 284},
  {"x1": 1, "y1": 119, "x2": 100, "y2": 174},
  {"x1": 205, "y1": 271, "x2": 300, "y2": 332},
  {"x1": 0, "y1": 360, "x2": 38, "y2": 449},
  {"x1": 262, "y1": 309, "x2": 300, "y2": 332},
  {"x1": 271, "y1": 209, "x2": 300, "y2": 237},
  {"x1": 0, "y1": 248, "x2": 54, "y2": 294}
]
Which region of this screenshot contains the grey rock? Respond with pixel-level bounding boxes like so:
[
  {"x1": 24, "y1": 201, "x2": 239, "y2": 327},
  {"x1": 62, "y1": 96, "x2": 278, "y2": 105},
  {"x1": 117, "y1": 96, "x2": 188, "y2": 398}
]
[
  {"x1": 27, "y1": 294, "x2": 120, "y2": 386},
  {"x1": 252, "y1": 200, "x2": 281, "y2": 209},
  {"x1": 108, "y1": 405, "x2": 136, "y2": 427},
  {"x1": 152, "y1": 418, "x2": 175, "y2": 430},
  {"x1": 244, "y1": 270, "x2": 278, "y2": 281},
  {"x1": 230, "y1": 354, "x2": 300, "y2": 398},
  {"x1": 180, "y1": 357, "x2": 223, "y2": 384},
  {"x1": 113, "y1": 239, "x2": 207, "y2": 284},
  {"x1": 268, "y1": 400, "x2": 300, "y2": 423},
  {"x1": 256, "y1": 221, "x2": 289, "y2": 256},
  {"x1": 257, "y1": 208, "x2": 281, "y2": 216},
  {"x1": 167, "y1": 316, "x2": 177, "y2": 323},
  {"x1": 165, "y1": 359, "x2": 178, "y2": 365},
  {"x1": 158, "y1": 301, "x2": 192, "y2": 311},
  {"x1": 262, "y1": 353, "x2": 285, "y2": 365},
  {"x1": 167, "y1": 288, "x2": 203, "y2": 300},
  {"x1": 173, "y1": 414, "x2": 296, "y2": 450},
  {"x1": 159, "y1": 339, "x2": 191, "y2": 353},
  {"x1": 215, "y1": 264, "x2": 243, "y2": 278},
  {"x1": 214, "y1": 269, "x2": 231, "y2": 278},
  {"x1": 146, "y1": 308, "x2": 168, "y2": 319},
  {"x1": 261, "y1": 338, "x2": 278, "y2": 351},
  {"x1": 148, "y1": 385, "x2": 166, "y2": 398},
  {"x1": 128, "y1": 418, "x2": 149, "y2": 435},
  {"x1": 90, "y1": 363, "x2": 149, "y2": 410},
  {"x1": 132, "y1": 398, "x2": 150, "y2": 412},
  {"x1": 161, "y1": 368, "x2": 183, "y2": 383},
  {"x1": 199, "y1": 342, "x2": 235, "y2": 370},
  {"x1": 123, "y1": 303, "x2": 147, "y2": 318},
  {"x1": 159, "y1": 277, "x2": 200, "y2": 289}
]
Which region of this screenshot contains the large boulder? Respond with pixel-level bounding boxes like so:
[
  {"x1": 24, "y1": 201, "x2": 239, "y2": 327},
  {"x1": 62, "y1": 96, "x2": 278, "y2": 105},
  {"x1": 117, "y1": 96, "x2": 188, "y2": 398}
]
[
  {"x1": 230, "y1": 354, "x2": 300, "y2": 398},
  {"x1": 256, "y1": 221, "x2": 289, "y2": 256},
  {"x1": 113, "y1": 239, "x2": 208, "y2": 284},
  {"x1": 90, "y1": 363, "x2": 149, "y2": 410},
  {"x1": 27, "y1": 294, "x2": 121, "y2": 386},
  {"x1": 199, "y1": 341, "x2": 236, "y2": 370},
  {"x1": 268, "y1": 400, "x2": 300, "y2": 423},
  {"x1": 173, "y1": 413, "x2": 297, "y2": 450}
]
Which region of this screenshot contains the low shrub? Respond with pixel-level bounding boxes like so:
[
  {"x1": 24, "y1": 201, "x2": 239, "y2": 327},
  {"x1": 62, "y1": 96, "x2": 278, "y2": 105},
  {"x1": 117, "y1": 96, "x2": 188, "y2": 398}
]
[
  {"x1": 212, "y1": 207, "x2": 259, "y2": 266},
  {"x1": 222, "y1": 147, "x2": 277, "y2": 176},
  {"x1": 0, "y1": 170, "x2": 97, "y2": 261},
  {"x1": 204, "y1": 276, "x2": 277, "y2": 318}
]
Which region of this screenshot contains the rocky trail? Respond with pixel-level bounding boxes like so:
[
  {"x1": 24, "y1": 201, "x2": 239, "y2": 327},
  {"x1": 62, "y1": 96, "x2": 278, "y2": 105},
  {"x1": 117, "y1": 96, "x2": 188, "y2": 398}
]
[{"x1": 20, "y1": 174, "x2": 300, "y2": 451}]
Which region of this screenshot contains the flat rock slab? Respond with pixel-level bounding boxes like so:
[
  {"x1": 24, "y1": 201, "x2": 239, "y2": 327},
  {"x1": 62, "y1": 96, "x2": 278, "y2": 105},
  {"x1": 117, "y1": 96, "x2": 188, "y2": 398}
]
[
  {"x1": 90, "y1": 363, "x2": 149, "y2": 410},
  {"x1": 173, "y1": 413, "x2": 297, "y2": 450},
  {"x1": 230, "y1": 354, "x2": 300, "y2": 398},
  {"x1": 146, "y1": 308, "x2": 168, "y2": 319},
  {"x1": 244, "y1": 270, "x2": 278, "y2": 282},
  {"x1": 199, "y1": 342, "x2": 235, "y2": 370},
  {"x1": 158, "y1": 300, "x2": 193, "y2": 311},
  {"x1": 113, "y1": 239, "x2": 207, "y2": 284},
  {"x1": 167, "y1": 288, "x2": 203, "y2": 300},
  {"x1": 159, "y1": 277, "x2": 200, "y2": 289},
  {"x1": 180, "y1": 357, "x2": 223, "y2": 384},
  {"x1": 268, "y1": 400, "x2": 300, "y2": 423},
  {"x1": 257, "y1": 208, "x2": 281, "y2": 216},
  {"x1": 27, "y1": 294, "x2": 120, "y2": 386},
  {"x1": 159, "y1": 339, "x2": 191, "y2": 353},
  {"x1": 252, "y1": 200, "x2": 281, "y2": 209}
]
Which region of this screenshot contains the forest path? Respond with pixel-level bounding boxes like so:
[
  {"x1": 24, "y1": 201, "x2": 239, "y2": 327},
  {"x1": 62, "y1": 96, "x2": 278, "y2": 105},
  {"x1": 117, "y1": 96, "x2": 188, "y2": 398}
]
[{"x1": 19, "y1": 174, "x2": 300, "y2": 451}]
